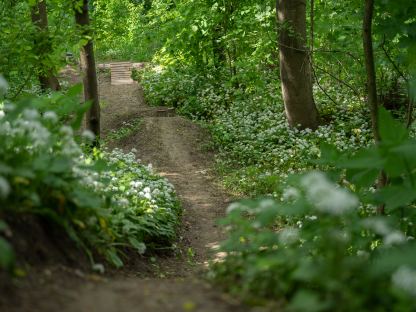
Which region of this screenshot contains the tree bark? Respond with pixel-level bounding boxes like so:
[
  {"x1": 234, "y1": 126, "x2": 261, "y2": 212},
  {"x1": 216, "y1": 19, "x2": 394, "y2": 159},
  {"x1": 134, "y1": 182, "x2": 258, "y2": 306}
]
[
  {"x1": 363, "y1": 0, "x2": 380, "y2": 142},
  {"x1": 74, "y1": 0, "x2": 100, "y2": 145},
  {"x1": 30, "y1": 0, "x2": 61, "y2": 91},
  {"x1": 277, "y1": 0, "x2": 319, "y2": 129},
  {"x1": 363, "y1": 0, "x2": 387, "y2": 214}
]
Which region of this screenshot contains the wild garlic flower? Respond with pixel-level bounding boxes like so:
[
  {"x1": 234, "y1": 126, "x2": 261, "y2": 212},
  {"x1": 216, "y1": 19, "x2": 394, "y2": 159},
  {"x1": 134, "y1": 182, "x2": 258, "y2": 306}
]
[
  {"x1": 392, "y1": 266, "x2": 416, "y2": 297},
  {"x1": 301, "y1": 171, "x2": 359, "y2": 215}
]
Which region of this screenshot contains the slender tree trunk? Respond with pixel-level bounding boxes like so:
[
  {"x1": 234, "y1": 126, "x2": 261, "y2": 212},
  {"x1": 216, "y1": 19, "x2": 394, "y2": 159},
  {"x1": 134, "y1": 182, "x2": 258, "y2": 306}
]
[
  {"x1": 363, "y1": 0, "x2": 380, "y2": 142},
  {"x1": 31, "y1": 0, "x2": 60, "y2": 91},
  {"x1": 212, "y1": 25, "x2": 226, "y2": 69},
  {"x1": 363, "y1": 0, "x2": 387, "y2": 214},
  {"x1": 310, "y1": 0, "x2": 314, "y2": 53},
  {"x1": 277, "y1": 0, "x2": 319, "y2": 129},
  {"x1": 74, "y1": 0, "x2": 100, "y2": 146}
]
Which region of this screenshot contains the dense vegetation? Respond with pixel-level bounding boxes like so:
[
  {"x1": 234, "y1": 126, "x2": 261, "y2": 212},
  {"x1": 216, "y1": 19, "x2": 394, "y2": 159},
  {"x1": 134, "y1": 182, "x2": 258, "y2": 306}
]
[
  {"x1": 0, "y1": 0, "x2": 181, "y2": 272},
  {"x1": 1, "y1": 0, "x2": 416, "y2": 310}
]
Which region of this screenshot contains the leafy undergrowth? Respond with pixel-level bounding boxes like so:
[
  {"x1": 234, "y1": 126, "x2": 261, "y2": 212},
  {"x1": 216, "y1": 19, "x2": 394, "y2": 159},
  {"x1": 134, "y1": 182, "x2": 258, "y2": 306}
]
[
  {"x1": 210, "y1": 111, "x2": 416, "y2": 311},
  {"x1": 141, "y1": 65, "x2": 375, "y2": 196},
  {"x1": 0, "y1": 86, "x2": 180, "y2": 272},
  {"x1": 141, "y1": 65, "x2": 416, "y2": 311}
]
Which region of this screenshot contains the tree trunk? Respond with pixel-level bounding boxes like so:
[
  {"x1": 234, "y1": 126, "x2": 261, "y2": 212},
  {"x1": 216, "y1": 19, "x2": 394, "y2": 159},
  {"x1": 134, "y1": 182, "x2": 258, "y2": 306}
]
[
  {"x1": 277, "y1": 0, "x2": 319, "y2": 129},
  {"x1": 363, "y1": 0, "x2": 380, "y2": 142},
  {"x1": 212, "y1": 25, "x2": 226, "y2": 69},
  {"x1": 363, "y1": 0, "x2": 387, "y2": 214},
  {"x1": 30, "y1": 0, "x2": 60, "y2": 91},
  {"x1": 74, "y1": 0, "x2": 100, "y2": 146}
]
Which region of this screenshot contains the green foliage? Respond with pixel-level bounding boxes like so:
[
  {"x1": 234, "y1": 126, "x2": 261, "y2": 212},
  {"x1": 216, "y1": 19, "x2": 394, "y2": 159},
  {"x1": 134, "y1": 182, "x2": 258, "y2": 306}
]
[
  {"x1": 210, "y1": 110, "x2": 416, "y2": 311},
  {"x1": 0, "y1": 92, "x2": 180, "y2": 270},
  {"x1": 0, "y1": 221, "x2": 14, "y2": 271},
  {"x1": 103, "y1": 118, "x2": 142, "y2": 144},
  {"x1": 0, "y1": 0, "x2": 78, "y2": 95},
  {"x1": 142, "y1": 64, "x2": 374, "y2": 196}
]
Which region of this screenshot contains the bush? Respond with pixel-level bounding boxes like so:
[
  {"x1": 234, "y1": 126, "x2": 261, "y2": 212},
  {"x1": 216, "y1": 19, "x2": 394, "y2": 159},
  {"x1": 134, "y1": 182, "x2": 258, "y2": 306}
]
[
  {"x1": 210, "y1": 110, "x2": 416, "y2": 311},
  {"x1": 0, "y1": 90, "x2": 180, "y2": 270}
]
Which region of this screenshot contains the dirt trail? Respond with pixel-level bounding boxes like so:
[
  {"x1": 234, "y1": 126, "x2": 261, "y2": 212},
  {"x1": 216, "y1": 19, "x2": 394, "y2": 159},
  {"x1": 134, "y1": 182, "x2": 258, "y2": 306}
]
[
  {"x1": 1, "y1": 72, "x2": 252, "y2": 312},
  {"x1": 60, "y1": 72, "x2": 249, "y2": 312}
]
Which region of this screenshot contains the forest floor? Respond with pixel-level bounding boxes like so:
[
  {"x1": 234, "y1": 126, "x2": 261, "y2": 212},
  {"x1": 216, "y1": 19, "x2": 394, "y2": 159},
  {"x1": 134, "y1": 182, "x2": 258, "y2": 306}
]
[{"x1": 0, "y1": 68, "x2": 255, "y2": 312}]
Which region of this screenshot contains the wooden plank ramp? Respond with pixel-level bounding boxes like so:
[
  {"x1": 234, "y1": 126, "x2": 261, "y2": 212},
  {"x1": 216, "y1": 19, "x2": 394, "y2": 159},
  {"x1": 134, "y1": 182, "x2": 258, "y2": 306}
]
[{"x1": 110, "y1": 62, "x2": 134, "y2": 85}]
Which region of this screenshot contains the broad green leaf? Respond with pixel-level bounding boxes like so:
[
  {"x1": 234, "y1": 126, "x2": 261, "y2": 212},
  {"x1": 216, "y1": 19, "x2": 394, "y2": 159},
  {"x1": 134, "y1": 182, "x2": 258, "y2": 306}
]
[
  {"x1": 378, "y1": 108, "x2": 408, "y2": 145},
  {"x1": 106, "y1": 249, "x2": 123, "y2": 268},
  {"x1": 287, "y1": 290, "x2": 329, "y2": 312},
  {"x1": 375, "y1": 185, "x2": 416, "y2": 210},
  {"x1": 341, "y1": 148, "x2": 384, "y2": 169},
  {"x1": 0, "y1": 237, "x2": 14, "y2": 270},
  {"x1": 67, "y1": 84, "x2": 83, "y2": 97}
]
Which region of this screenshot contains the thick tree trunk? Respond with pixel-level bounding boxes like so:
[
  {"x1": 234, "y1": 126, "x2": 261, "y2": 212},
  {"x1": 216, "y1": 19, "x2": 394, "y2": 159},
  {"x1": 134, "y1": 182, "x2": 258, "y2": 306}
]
[
  {"x1": 277, "y1": 0, "x2": 319, "y2": 129},
  {"x1": 363, "y1": 0, "x2": 387, "y2": 214},
  {"x1": 74, "y1": 0, "x2": 100, "y2": 145},
  {"x1": 30, "y1": 0, "x2": 61, "y2": 91}
]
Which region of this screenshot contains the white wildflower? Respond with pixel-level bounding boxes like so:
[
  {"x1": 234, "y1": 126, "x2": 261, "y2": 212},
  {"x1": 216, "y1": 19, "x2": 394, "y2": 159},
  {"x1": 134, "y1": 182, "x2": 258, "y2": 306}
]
[
  {"x1": 282, "y1": 187, "x2": 300, "y2": 201},
  {"x1": 392, "y1": 266, "x2": 416, "y2": 297},
  {"x1": 279, "y1": 227, "x2": 300, "y2": 245},
  {"x1": 301, "y1": 171, "x2": 359, "y2": 215},
  {"x1": 82, "y1": 130, "x2": 95, "y2": 141},
  {"x1": 226, "y1": 202, "x2": 241, "y2": 214},
  {"x1": 363, "y1": 218, "x2": 391, "y2": 236},
  {"x1": 43, "y1": 111, "x2": 58, "y2": 123},
  {"x1": 119, "y1": 198, "x2": 129, "y2": 207},
  {"x1": 259, "y1": 198, "x2": 276, "y2": 210},
  {"x1": 0, "y1": 75, "x2": 8, "y2": 96},
  {"x1": 23, "y1": 108, "x2": 39, "y2": 120},
  {"x1": 384, "y1": 231, "x2": 406, "y2": 246},
  {"x1": 60, "y1": 125, "x2": 73, "y2": 136},
  {"x1": 0, "y1": 110, "x2": 5, "y2": 119},
  {"x1": 0, "y1": 176, "x2": 10, "y2": 199}
]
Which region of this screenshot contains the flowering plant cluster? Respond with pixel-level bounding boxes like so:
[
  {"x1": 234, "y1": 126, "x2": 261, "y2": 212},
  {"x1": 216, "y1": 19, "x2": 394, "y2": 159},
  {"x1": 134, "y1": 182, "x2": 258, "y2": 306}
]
[
  {"x1": 0, "y1": 93, "x2": 180, "y2": 270},
  {"x1": 211, "y1": 170, "x2": 416, "y2": 311},
  {"x1": 210, "y1": 110, "x2": 416, "y2": 311},
  {"x1": 142, "y1": 65, "x2": 416, "y2": 310},
  {"x1": 141, "y1": 65, "x2": 374, "y2": 196}
]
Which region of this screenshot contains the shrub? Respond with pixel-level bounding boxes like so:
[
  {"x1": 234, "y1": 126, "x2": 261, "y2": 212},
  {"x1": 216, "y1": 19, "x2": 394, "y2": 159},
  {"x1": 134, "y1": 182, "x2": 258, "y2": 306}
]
[
  {"x1": 0, "y1": 90, "x2": 180, "y2": 270},
  {"x1": 210, "y1": 109, "x2": 416, "y2": 311}
]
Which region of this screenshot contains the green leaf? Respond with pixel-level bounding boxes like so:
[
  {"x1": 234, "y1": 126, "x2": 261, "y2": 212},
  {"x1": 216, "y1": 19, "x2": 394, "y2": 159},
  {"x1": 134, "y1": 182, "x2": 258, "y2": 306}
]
[
  {"x1": 378, "y1": 108, "x2": 408, "y2": 145},
  {"x1": 341, "y1": 148, "x2": 384, "y2": 169},
  {"x1": 375, "y1": 185, "x2": 416, "y2": 210},
  {"x1": 0, "y1": 237, "x2": 14, "y2": 270},
  {"x1": 71, "y1": 188, "x2": 102, "y2": 209},
  {"x1": 128, "y1": 237, "x2": 146, "y2": 255},
  {"x1": 49, "y1": 157, "x2": 72, "y2": 173},
  {"x1": 313, "y1": 143, "x2": 341, "y2": 165},
  {"x1": 287, "y1": 290, "x2": 328, "y2": 312},
  {"x1": 346, "y1": 168, "x2": 379, "y2": 188},
  {"x1": 106, "y1": 249, "x2": 123, "y2": 268},
  {"x1": 67, "y1": 84, "x2": 83, "y2": 97},
  {"x1": 0, "y1": 220, "x2": 8, "y2": 232},
  {"x1": 71, "y1": 101, "x2": 92, "y2": 130},
  {"x1": 371, "y1": 243, "x2": 416, "y2": 276}
]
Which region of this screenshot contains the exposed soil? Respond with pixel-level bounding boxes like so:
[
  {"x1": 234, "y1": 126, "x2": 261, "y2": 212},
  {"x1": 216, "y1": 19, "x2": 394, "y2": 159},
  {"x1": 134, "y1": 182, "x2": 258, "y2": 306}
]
[{"x1": 0, "y1": 68, "x2": 252, "y2": 312}]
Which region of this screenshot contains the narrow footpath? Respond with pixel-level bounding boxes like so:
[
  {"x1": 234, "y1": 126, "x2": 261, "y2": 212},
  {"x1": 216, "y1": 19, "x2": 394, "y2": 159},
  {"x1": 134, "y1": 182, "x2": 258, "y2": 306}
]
[{"x1": 2, "y1": 65, "x2": 252, "y2": 312}]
